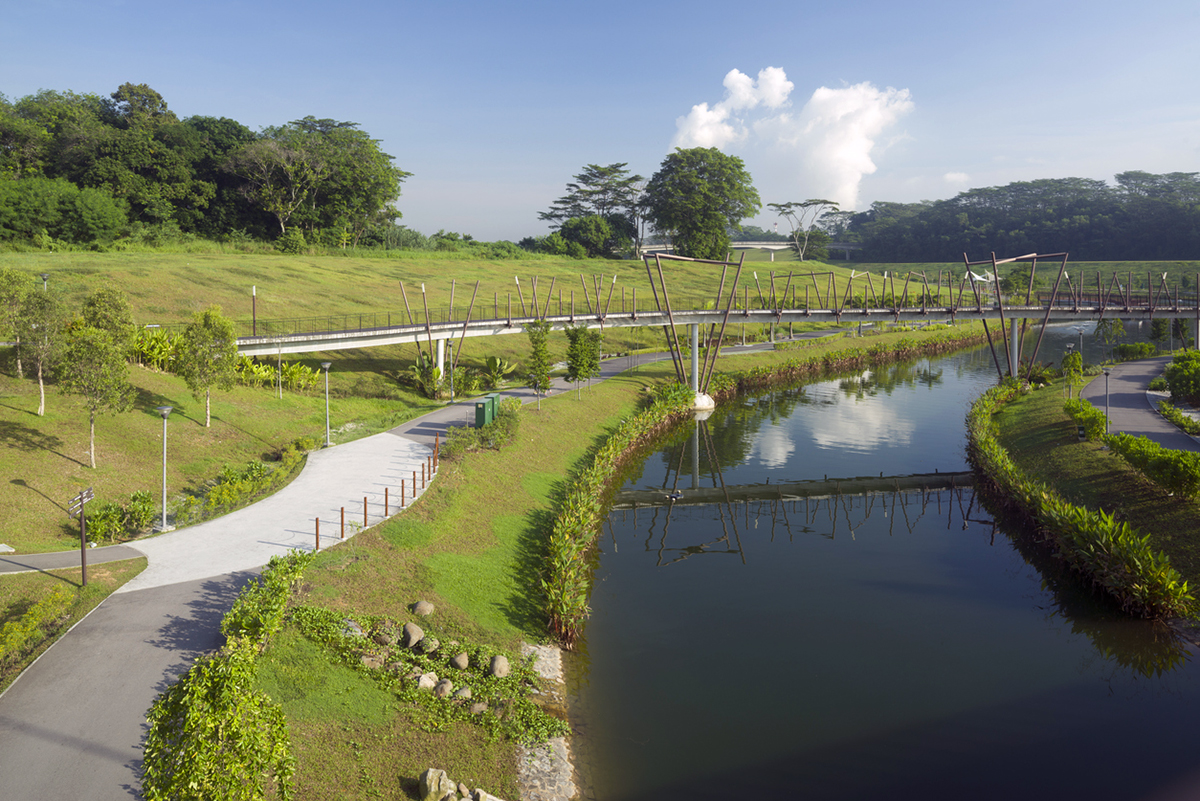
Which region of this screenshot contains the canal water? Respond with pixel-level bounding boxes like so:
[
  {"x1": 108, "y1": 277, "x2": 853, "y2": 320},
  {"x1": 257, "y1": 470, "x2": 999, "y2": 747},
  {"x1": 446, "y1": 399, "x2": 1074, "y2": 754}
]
[{"x1": 568, "y1": 329, "x2": 1200, "y2": 801}]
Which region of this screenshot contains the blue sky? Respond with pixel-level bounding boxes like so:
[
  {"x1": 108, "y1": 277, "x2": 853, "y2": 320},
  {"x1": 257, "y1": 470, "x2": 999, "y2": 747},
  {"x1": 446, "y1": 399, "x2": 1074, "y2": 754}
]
[{"x1": 2, "y1": 0, "x2": 1197, "y2": 240}]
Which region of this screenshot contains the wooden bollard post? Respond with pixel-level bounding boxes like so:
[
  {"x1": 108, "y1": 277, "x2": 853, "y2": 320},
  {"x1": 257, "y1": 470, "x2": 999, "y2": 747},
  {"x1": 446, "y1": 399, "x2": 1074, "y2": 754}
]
[
  {"x1": 363, "y1": 496, "x2": 368, "y2": 528},
  {"x1": 401, "y1": 479, "x2": 406, "y2": 508},
  {"x1": 385, "y1": 487, "x2": 389, "y2": 516},
  {"x1": 413, "y1": 470, "x2": 417, "y2": 496},
  {"x1": 341, "y1": 507, "x2": 345, "y2": 539},
  {"x1": 421, "y1": 462, "x2": 426, "y2": 489},
  {"x1": 316, "y1": 518, "x2": 320, "y2": 550}
]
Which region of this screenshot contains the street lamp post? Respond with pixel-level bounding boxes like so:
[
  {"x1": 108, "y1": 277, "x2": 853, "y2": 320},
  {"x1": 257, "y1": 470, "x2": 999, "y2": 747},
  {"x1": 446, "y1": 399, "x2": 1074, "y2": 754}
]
[
  {"x1": 1064, "y1": 343, "x2": 1075, "y2": 398},
  {"x1": 447, "y1": 342, "x2": 454, "y2": 402},
  {"x1": 155, "y1": 406, "x2": 172, "y2": 531},
  {"x1": 39, "y1": 273, "x2": 48, "y2": 292},
  {"x1": 1075, "y1": 326, "x2": 1086, "y2": 364},
  {"x1": 252, "y1": 285, "x2": 257, "y2": 336},
  {"x1": 1103, "y1": 368, "x2": 1112, "y2": 434},
  {"x1": 321, "y1": 362, "x2": 332, "y2": 446}
]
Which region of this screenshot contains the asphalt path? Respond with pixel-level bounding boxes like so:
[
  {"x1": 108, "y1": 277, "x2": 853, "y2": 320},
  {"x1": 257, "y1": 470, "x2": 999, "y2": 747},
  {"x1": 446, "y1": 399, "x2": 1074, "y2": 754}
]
[
  {"x1": 0, "y1": 331, "x2": 840, "y2": 799},
  {"x1": 1079, "y1": 356, "x2": 1200, "y2": 452}
]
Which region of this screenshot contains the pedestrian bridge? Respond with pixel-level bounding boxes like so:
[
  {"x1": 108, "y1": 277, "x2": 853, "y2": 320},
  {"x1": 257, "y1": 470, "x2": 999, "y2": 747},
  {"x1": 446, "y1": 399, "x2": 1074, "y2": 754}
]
[{"x1": 231, "y1": 251, "x2": 1199, "y2": 384}]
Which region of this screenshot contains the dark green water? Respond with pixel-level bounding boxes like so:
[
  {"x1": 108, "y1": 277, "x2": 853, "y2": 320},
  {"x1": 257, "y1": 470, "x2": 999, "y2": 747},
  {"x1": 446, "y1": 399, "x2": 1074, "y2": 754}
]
[{"x1": 569, "y1": 342, "x2": 1200, "y2": 801}]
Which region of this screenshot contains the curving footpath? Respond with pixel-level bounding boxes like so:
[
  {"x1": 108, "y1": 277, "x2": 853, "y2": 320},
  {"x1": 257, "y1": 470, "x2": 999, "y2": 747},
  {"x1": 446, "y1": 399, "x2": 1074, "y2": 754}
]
[
  {"x1": 0, "y1": 333, "x2": 844, "y2": 800},
  {"x1": 0, "y1": 349, "x2": 687, "y2": 800},
  {"x1": 1079, "y1": 356, "x2": 1200, "y2": 452}
]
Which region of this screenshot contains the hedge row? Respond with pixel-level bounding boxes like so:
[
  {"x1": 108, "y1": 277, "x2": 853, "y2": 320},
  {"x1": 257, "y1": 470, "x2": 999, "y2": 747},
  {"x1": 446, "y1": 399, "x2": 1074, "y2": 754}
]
[
  {"x1": 1158, "y1": 399, "x2": 1200, "y2": 436},
  {"x1": 969, "y1": 387, "x2": 1193, "y2": 618},
  {"x1": 1064, "y1": 397, "x2": 1200, "y2": 498},
  {"x1": 543, "y1": 324, "x2": 989, "y2": 647},
  {"x1": 143, "y1": 551, "x2": 314, "y2": 801}
]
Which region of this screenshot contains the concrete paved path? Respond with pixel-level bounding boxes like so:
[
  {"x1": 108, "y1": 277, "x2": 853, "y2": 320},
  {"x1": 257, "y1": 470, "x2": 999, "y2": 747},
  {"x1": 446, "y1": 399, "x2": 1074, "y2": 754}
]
[{"x1": 1080, "y1": 356, "x2": 1200, "y2": 452}]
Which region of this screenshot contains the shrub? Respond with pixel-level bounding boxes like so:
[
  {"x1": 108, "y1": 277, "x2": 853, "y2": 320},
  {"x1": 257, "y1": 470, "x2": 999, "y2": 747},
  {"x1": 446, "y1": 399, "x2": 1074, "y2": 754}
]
[
  {"x1": 0, "y1": 586, "x2": 73, "y2": 666},
  {"x1": 86, "y1": 501, "x2": 125, "y2": 543},
  {"x1": 127, "y1": 490, "x2": 156, "y2": 532},
  {"x1": 1105, "y1": 432, "x2": 1200, "y2": 498},
  {"x1": 1149, "y1": 376, "x2": 1168, "y2": 391},
  {"x1": 274, "y1": 229, "x2": 306, "y2": 254},
  {"x1": 1114, "y1": 342, "x2": 1156, "y2": 361},
  {"x1": 1165, "y1": 351, "x2": 1200, "y2": 404},
  {"x1": 1158, "y1": 399, "x2": 1200, "y2": 435},
  {"x1": 1063, "y1": 398, "x2": 1108, "y2": 440}
]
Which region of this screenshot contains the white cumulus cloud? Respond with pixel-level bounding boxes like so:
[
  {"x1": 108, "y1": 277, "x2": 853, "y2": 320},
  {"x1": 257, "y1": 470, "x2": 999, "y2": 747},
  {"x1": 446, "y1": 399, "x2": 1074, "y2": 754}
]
[
  {"x1": 671, "y1": 70, "x2": 913, "y2": 211},
  {"x1": 672, "y1": 67, "x2": 796, "y2": 150},
  {"x1": 944, "y1": 171, "x2": 971, "y2": 186}
]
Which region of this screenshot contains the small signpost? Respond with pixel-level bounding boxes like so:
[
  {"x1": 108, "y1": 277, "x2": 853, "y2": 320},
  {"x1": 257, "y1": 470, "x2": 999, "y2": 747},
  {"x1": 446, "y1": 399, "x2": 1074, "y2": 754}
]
[{"x1": 68, "y1": 487, "x2": 94, "y2": 586}]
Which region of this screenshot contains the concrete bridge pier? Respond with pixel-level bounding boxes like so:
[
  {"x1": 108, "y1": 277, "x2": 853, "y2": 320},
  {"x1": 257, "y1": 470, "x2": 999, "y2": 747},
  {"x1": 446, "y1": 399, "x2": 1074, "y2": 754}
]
[
  {"x1": 436, "y1": 338, "x2": 445, "y2": 377},
  {"x1": 1009, "y1": 319, "x2": 1020, "y2": 377},
  {"x1": 691, "y1": 323, "x2": 715, "y2": 411}
]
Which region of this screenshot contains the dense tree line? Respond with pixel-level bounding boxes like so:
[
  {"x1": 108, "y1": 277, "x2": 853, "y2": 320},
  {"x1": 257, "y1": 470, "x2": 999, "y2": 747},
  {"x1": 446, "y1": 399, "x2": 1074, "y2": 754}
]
[
  {"x1": 0, "y1": 83, "x2": 408, "y2": 248},
  {"x1": 841, "y1": 173, "x2": 1200, "y2": 262}
]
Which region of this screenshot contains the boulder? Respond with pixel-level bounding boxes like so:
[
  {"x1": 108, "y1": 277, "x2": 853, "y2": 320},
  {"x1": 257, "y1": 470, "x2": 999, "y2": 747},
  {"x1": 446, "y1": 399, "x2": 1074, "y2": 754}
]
[
  {"x1": 469, "y1": 701, "x2": 488, "y2": 715},
  {"x1": 417, "y1": 673, "x2": 438, "y2": 692},
  {"x1": 412, "y1": 600, "x2": 436, "y2": 617},
  {"x1": 341, "y1": 619, "x2": 365, "y2": 638},
  {"x1": 418, "y1": 768, "x2": 455, "y2": 801},
  {"x1": 453, "y1": 686, "x2": 472, "y2": 700},
  {"x1": 419, "y1": 637, "x2": 440, "y2": 655},
  {"x1": 474, "y1": 790, "x2": 505, "y2": 801},
  {"x1": 489, "y1": 655, "x2": 510, "y2": 678},
  {"x1": 458, "y1": 782, "x2": 471, "y2": 798},
  {"x1": 434, "y1": 678, "x2": 454, "y2": 698},
  {"x1": 360, "y1": 653, "x2": 385, "y2": 670},
  {"x1": 450, "y1": 652, "x2": 470, "y2": 670},
  {"x1": 401, "y1": 622, "x2": 425, "y2": 648}
]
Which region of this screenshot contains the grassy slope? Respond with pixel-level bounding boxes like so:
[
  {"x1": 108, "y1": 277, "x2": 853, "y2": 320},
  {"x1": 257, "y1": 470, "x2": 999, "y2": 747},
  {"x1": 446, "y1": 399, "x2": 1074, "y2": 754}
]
[{"x1": 993, "y1": 375, "x2": 1200, "y2": 582}]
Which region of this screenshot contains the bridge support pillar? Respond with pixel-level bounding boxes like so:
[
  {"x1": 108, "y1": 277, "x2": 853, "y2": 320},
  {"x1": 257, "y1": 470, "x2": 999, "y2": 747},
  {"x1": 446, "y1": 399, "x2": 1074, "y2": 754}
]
[
  {"x1": 690, "y1": 323, "x2": 715, "y2": 411},
  {"x1": 1009, "y1": 319, "x2": 1020, "y2": 377},
  {"x1": 436, "y1": 338, "x2": 445, "y2": 378}
]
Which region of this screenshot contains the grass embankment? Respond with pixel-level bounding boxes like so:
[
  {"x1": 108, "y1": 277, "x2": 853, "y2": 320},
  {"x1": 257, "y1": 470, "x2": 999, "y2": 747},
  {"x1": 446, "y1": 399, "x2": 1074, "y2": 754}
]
[
  {"x1": 258, "y1": 324, "x2": 986, "y2": 799},
  {"x1": 0, "y1": 558, "x2": 147, "y2": 693},
  {"x1": 990, "y1": 377, "x2": 1200, "y2": 589}
]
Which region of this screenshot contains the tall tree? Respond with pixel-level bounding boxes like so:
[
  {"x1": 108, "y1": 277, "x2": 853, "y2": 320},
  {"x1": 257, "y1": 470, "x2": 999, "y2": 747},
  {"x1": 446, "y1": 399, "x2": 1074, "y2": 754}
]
[
  {"x1": 81, "y1": 287, "x2": 136, "y2": 356},
  {"x1": 178, "y1": 306, "x2": 238, "y2": 427},
  {"x1": 0, "y1": 266, "x2": 34, "y2": 377},
  {"x1": 540, "y1": 163, "x2": 644, "y2": 256},
  {"x1": 644, "y1": 147, "x2": 760, "y2": 260},
  {"x1": 768, "y1": 199, "x2": 839, "y2": 260},
  {"x1": 524, "y1": 319, "x2": 552, "y2": 410},
  {"x1": 540, "y1": 163, "x2": 644, "y2": 223},
  {"x1": 564, "y1": 325, "x2": 601, "y2": 398},
  {"x1": 57, "y1": 326, "x2": 134, "y2": 467},
  {"x1": 16, "y1": 289, "x2": 67, "y2": 415}
]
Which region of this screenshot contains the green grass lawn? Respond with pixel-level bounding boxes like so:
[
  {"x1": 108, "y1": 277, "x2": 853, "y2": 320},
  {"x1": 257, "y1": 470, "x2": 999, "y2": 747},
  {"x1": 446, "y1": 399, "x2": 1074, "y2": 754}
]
[{"x1": 993, "y1": 374, "x2": 1200, "y2": 582}]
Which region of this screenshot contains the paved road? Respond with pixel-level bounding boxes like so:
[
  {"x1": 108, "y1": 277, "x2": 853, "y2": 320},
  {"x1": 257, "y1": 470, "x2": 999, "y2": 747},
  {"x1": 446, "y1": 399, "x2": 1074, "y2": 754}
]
[
  {"x1": 0, "y1": 332, "x2": 832, "y2": 800},
  {"x1": 1080, "y1": 356, "x2": 1200, "y2": 452}
]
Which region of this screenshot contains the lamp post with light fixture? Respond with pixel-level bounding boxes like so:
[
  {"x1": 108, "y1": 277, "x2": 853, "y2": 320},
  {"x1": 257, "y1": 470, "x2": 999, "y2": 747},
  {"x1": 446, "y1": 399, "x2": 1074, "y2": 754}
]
[
  {"x1": 321, "y1": 362, "x2": 332, "y2": 446},
  {"x1": 155, "y1": 406, "x2": 173, "y2": 531}
]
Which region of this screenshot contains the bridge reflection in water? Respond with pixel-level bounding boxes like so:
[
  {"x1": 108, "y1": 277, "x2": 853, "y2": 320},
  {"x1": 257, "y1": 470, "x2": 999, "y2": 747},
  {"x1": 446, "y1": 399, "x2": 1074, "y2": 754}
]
[{"x1": 607, "y1": 419, "x2": 986, "y2": 567}]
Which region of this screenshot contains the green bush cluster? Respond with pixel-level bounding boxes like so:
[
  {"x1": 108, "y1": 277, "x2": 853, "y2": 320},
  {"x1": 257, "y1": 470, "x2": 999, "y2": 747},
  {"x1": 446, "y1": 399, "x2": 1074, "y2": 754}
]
[
  {"x1": 967, "y1": 386, "x2": 1193, "y2": 618},
  {"x1": 1165, "y1": 351, "x2": 1200, "y2": 404},
  {"x1": 290, "y1": 605, "x2": 568, "y2": 745},
  {"x1": 1063, "y1": 398, "x2": 1108, "y2": 440},
  {"x1": 143, "y1": 551, "x2": 312, "y2": 801},
  {"x1": 1158, "y1": 399, "x2": 1200, "y2": 435},
  {"x1": 1106, "y1": 432, "x2": 1200, "y2": 497},
  {"x1": 1114, "y1": 342, "x2": 1157, "y2": 361},
  {"x1": 0, "y1": 586, "x2": 73, "y2": 667},
  {"x1": 441, "y1": 397, "x2": 522, "y2": 460},
  {"x1": 176, "y1": 439, "x2": 315, "y2": 525},
  {"x1": 83, "y1": 490, "x2": 156, "y2": 543}
]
